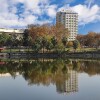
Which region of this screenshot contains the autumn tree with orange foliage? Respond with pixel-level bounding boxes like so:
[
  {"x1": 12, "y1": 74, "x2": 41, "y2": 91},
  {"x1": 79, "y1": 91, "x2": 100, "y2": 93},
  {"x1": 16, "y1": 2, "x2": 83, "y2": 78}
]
[
  {"x1": 28, "y1": 23, "x2": 70, "y2": 52},
  {"x1": 51, "y1": 23, "x2": 69, "y2": 43},
  {"x1": 28, "y1": 24, "x2": 51, "y2": 42},
  {"x1": 77, "y1": 32, "x2": 100, "y2": 48},
  {"x1": 28, "y1": 23, "x2": 69, "y2": 43}
]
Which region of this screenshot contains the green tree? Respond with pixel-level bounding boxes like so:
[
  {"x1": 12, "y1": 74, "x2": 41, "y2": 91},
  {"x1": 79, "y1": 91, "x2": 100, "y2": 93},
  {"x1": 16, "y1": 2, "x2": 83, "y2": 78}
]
[
  {"x1": 23, "y1": 29, "x2": 29, "y2": 46},
  {"x1": 51, "y1": 36, "x2": 57, "y2": 50},
  {"x1": 45, "y1": 41, "x2": 53, "y2": 52},
  {"x1": 32, "y1": 36, "x2": 42, "y2": 52},
  {"x1": 41, "y1": 37, "x2": 47, "y2": 53},
  {"x1": 6, "y1": 36, "x2": 12, "y2": 46},
  {"x1": 73, "y1": 40, "x2": 80, "y2": 51},
  {"x1": 56, "y1": 43, "x2": 65, "y2": 53},
  {"x1": 62, "y1": 37, "x2": 68, "y2": 51},
  {"x1": 0, "y1": 33, "x2": 9, "y2": 46},
  {"x1": 32, "y1": 42, "x2": 41, "y2": 53}
]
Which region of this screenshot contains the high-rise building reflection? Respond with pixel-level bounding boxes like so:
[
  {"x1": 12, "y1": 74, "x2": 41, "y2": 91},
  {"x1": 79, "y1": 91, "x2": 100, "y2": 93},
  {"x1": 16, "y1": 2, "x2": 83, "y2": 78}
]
[{"x1": 56, "y1": 67, "x2": 78, "y2": 95}]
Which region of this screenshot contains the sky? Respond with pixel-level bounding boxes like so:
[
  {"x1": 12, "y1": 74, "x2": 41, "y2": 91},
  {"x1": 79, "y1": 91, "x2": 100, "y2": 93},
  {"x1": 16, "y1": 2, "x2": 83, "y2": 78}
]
[{"x1": 0, "y1": 0, "x2": 100, "y2": 34}]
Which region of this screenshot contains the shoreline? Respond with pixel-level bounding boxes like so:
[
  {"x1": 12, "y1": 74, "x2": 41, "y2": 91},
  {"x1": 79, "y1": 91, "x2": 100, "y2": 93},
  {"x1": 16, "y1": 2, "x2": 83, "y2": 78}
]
[{"x1": 0, "y1": 51, "x2": 100, "y2": 59}]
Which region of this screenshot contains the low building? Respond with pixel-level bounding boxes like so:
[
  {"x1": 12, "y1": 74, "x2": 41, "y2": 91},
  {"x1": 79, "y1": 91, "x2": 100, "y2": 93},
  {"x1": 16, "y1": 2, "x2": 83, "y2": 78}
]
[{"x1": 0, "y1": 28, "x2": 24, "y2": 39}]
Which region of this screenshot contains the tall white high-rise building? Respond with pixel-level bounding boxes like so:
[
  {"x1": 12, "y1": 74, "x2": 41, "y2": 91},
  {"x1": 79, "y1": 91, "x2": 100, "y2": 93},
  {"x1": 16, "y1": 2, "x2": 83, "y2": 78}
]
[{"x1": 56, "y1": 9, "x2": 78, "y2": 41}]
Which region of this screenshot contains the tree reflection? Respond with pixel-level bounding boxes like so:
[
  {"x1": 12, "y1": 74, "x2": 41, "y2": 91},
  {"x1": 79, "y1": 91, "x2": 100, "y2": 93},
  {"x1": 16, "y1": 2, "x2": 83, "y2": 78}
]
[
  {"x1": 78, "y1": 61, "x2": 100, "y2": 76},
  {"x1": 0, "y1": 59, "x2": 100, "y2": 94}
]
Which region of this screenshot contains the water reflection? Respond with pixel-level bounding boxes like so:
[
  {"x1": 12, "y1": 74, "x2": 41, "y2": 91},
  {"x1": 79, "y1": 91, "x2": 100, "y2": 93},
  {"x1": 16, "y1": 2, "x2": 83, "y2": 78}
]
[
  {"x1": 56, "y1": 69, "x2": 78, "y2": 95},
  {"x1": 0, "y1": 59, "x2": 100, "y2": 95}
]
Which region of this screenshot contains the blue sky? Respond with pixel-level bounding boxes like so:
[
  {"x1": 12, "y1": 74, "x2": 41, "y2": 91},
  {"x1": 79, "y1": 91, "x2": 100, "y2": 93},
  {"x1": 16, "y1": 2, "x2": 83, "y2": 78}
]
[{"x1": 0, "y1": 0, "x2": 100, "y2": 34}]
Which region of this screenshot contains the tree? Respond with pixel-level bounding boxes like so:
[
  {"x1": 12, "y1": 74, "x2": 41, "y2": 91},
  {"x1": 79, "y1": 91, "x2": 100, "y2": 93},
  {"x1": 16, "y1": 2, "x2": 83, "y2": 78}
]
[
  {"x1": 77, "y1": 32, "x2": 100, "y2": 48},
  {"x1": 28, "y1": 23, "x2": 70, "y2": 52},
  {"x1": 85, "y1": 32, "x2": 96, "y2": 47},
  {"x1": 6, "y1": 36, "x2": 12, "y2": 47},
  {"x1": 23, "y1": 29, "x2": 29, "y2": 46},
  {"x1": 51, "y1": 36, "x2": 57, "y2": 50},
  {"x1": 77, "y1": 34, "x2": 85, "y2": 47},
  {"x1": 45, "y1": 41, "x2": 53, "y2": 52},
  {"x1": 41, "y1": 37, "x2": 47, "y2": 53},
  {"x1": 56, "y1": 43, "x2": 65, "y2": 53},
  {"x1": 62, "y1": 37, "x2": 68, "y2": 51},
  {"x1": 32, "y1": 42, "x2": 41, "y2": 53},
  {"x1": 32, "y1": 36, "x2": 42, "y2": 52},
  {"x1": 97, "y1": 39, "x2": 100, "y2": 48},
  {"x1": 28, "y1": 24, "x2": 50, "y2": 42},
  {"x1": 73, "y1": 40, "x2": 79, "y2": 51},
  {"x1": 67, "y1": 41, "x2": 73, "y2": 48},
  {"x1": 0, "y1": 33, "x2": 9, "y2": 46},
  {"x1": 51, "y1": 23, "x2": 69, "y2": 43}
]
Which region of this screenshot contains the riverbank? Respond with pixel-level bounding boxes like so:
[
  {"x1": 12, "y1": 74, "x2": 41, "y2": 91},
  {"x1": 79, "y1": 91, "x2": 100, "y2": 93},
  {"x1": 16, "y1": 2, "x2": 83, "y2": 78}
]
[
  {"x1": 1, "y1": 51, "x2": 99, "y2": 59},
  {"x1": 65, "y1": 51, "x2": 100, "y2": 59}
]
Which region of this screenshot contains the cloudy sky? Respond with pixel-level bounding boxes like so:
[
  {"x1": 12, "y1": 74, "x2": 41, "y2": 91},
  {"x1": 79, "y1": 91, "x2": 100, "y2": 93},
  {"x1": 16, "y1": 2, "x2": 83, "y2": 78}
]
[{"x1": 0, "y1": 0, "x2": 100, "y2": 34}]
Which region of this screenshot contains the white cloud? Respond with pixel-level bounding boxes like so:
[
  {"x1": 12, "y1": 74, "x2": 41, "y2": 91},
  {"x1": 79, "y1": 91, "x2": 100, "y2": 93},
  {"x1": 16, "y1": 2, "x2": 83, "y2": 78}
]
[
  {"x1": 0, "y1": 0, "x2": 100, "y2": 28},
  {"x1": 58, "y1": 4, "x2": 100, "y2": 25},
  {"x1": 71, "y1": 4, "x2": 100, "y2": 25},
  {"x1": 85, "y1": 0, "x2": 95, "y2": 8},
  {"x1": 85, "y1": 0, "x2": 95, "y2": 5},
  {"x1": 46, "y1": 5, "x2": 57, "y2": 18},
  {"x1": 0, "y1": 0, "x2": 53, "y2": 28},
  {"x1": 58, "y1": 4, "x2": 70, "y2": 11},
  {"x1": 24, "y1": 15, "x2": 38, "y2": 24}
]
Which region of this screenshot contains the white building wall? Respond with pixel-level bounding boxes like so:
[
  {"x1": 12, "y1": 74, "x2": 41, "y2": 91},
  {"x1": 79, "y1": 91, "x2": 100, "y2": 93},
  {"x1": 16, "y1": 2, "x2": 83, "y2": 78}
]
[
  {"x1": 56, "y1": 10, "x2": 78, "y2": 41},
  {"x1": 0, "y1": 28, "x2": 24, "y2": 33},
  {"x1": 0, "y1": 28, "x2": 24, "y2": 40}
]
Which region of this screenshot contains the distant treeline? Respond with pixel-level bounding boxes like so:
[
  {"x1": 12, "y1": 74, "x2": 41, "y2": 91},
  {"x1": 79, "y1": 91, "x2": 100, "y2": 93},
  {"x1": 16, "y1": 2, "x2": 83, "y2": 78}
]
[
  {"x1": 77, "y1": 32, "x2": 100, "y2": 48},
  {"x1": 0, "y1": 24, "x2": 80, "y2": 52}
]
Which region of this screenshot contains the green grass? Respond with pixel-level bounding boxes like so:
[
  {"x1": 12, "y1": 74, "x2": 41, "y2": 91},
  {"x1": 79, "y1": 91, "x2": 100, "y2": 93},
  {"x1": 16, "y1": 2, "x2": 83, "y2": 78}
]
[
  {"x1": 0, "y1": 47, "x2": 99, "y2": 53},
  {"x1": 1, "y1": 48, "x2": 34, "y2": 53},
  {"x1": 65, "y1": 47, "x2": 99, "y2": 52}
]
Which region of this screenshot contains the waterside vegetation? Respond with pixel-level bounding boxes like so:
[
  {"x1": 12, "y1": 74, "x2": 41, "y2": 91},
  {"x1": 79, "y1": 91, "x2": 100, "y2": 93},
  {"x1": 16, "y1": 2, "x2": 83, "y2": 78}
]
[
  {"x1": 0, "y1": 59, "x2": 100, "y2": 85},
  {"x1": 0, "y1": 24, "x2": 100, "y2": 55}
]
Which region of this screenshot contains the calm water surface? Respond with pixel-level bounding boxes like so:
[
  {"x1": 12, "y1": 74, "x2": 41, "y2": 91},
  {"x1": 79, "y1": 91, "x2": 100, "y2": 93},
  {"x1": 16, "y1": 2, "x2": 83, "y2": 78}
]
[{"x1": 0, "y1": 59, "x2": 100, "y2": 100}]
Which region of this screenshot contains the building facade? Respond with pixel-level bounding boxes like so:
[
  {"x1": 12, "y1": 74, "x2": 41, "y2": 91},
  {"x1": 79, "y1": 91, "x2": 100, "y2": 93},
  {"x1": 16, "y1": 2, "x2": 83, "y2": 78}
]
[
  {"x1": 56, "y1": 9, "x2": 78, "y2": 41},
  {"x1": 0, "y1": 28, "x2": 24, "y2": 40}
]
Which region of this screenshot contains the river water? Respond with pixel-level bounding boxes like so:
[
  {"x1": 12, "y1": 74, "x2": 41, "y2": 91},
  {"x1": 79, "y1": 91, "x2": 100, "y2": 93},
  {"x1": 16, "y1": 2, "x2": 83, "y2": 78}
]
[{"x1": 0, "y1": 59, "x2": 100, "y2": 100}]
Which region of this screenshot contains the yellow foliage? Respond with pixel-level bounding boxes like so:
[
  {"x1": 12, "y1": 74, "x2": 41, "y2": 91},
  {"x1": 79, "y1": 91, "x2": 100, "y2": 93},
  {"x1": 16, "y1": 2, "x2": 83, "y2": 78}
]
[{"x1": 67, "y1": 41, "x2": 73, "y2": 47}]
